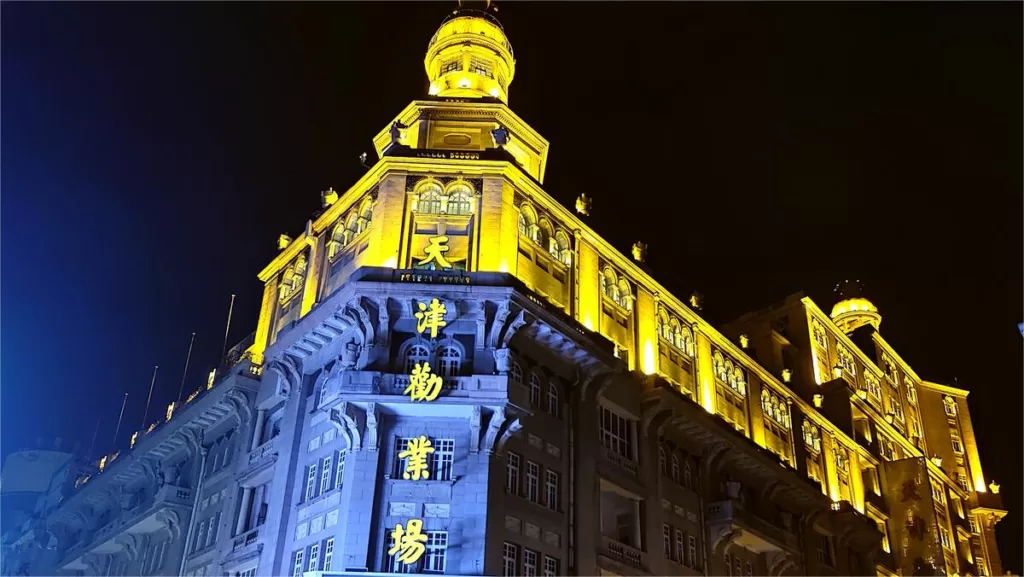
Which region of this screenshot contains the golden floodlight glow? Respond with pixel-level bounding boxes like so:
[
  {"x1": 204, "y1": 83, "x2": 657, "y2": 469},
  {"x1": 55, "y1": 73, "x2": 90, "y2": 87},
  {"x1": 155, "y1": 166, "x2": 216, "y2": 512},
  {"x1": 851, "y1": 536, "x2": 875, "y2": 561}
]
[
  {"x1": 428, "y1": 83, "x2": 440, "y2": 96},
  {"x1": 642, "y1": 340, "x2": 655, "y2": 375},
  {"x1": 488, "y1": 86, "x2": 499, "y2": 97},
  {"x1": 458, "y1": 77, "x2": 472, "y2": 89},
  {"x1": 382, "y1": 255, "x2": 398, "y2": 269}
]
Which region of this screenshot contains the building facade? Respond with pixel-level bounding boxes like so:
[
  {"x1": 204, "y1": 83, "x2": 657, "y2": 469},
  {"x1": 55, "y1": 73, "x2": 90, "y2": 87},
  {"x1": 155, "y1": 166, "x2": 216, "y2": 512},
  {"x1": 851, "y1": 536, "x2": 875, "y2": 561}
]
[{"x1": 10, "y1": 3, "x2": 1006, "y2": 577}]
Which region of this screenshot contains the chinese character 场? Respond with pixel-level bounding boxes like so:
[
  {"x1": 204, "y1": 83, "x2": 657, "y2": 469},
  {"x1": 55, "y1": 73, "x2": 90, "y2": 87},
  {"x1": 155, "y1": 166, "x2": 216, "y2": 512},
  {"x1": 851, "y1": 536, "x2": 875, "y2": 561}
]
[
  {"x1": 418, "y1": 235, "x2": 453, "y2": 269},
  {"x1": 389, "y1": 519, "x2": 428, "y2": 565},
  {"x1": 414, "y1": 298, "x2": 448, "y2": 338},
  {"x1": 399, "y1": 435, "x2": 435, "y2": 480},
  {"x1": 404, "y1": 361, "x2": 444, "y2": 402},
  {"x1": 900, "y1": 480, "x2": 920, "y2": 503}
]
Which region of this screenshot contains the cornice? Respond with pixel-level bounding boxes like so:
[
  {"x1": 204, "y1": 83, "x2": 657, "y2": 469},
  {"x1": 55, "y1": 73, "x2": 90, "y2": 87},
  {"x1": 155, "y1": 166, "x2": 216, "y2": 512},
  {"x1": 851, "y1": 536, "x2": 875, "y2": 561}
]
[{"x1": 919, "y1": 380, "x2": 969, "y2": 398}]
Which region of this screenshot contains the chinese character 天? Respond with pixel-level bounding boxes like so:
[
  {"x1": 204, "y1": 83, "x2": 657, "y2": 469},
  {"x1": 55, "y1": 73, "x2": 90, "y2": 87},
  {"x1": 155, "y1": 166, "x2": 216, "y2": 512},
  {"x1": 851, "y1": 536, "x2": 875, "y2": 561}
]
[
  {"x1": 400, "y1": 435, "x2": 435, "y2": 480},
  {"x1": 419, "y1": 235, "x2": 453, "y2": 269},
  {"x1": 404, "y1": 362, "x2": 444, "y2": 402},
  {"x1": 389, "y1": 519, "x2": 428, "y2": 565},
  {"x1": 414, "y1": 298, "x2": 448, "y2": 338}
]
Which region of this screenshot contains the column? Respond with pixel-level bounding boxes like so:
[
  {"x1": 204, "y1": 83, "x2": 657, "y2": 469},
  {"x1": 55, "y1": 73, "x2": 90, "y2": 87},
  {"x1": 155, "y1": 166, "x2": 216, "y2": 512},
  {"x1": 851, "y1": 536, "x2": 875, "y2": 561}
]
[
  {"x1": 235, "y1": 487, "x2": 254, "y2": 536},
  {"x1": 251, "y1": 410, "x2": 267, "y2": 452}
]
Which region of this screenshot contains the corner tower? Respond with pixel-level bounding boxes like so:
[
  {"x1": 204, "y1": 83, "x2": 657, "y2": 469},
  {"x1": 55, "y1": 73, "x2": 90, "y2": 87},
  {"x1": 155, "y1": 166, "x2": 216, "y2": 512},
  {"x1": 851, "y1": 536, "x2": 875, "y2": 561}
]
[
  {"x1": 830, "y1": 279, "x2": 882, "y2": 334},
  {"x1": 425, "y1": 0, "x2": 515, "y2": 103}
]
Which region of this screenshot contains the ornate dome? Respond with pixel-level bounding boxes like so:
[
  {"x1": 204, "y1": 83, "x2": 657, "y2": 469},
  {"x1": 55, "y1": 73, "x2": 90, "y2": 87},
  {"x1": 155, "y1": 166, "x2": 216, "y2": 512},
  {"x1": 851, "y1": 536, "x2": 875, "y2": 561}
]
[
  {"x1": 424, "y1": 1, "x2": 515, "y2": 103},
  {"x1": 830, "y1": 280, "x2": 882, "y2": 333}
]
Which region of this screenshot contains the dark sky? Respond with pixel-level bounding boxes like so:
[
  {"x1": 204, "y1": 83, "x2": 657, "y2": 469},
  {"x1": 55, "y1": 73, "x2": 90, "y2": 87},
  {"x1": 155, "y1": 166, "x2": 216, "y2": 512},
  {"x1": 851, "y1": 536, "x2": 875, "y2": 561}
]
[{"x1": 3, "y1": 1, "x2": 1020, "y2": 570}]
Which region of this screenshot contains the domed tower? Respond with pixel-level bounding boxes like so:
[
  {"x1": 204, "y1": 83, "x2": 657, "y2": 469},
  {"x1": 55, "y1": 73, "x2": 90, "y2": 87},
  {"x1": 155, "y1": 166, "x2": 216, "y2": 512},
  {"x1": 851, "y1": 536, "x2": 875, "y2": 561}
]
[
  {"x1": 424, "y1": 0, "x2": 516, "y2": 103},
  {"x1": 830, "y1": 280, "x2": 882, "y2": 333}
]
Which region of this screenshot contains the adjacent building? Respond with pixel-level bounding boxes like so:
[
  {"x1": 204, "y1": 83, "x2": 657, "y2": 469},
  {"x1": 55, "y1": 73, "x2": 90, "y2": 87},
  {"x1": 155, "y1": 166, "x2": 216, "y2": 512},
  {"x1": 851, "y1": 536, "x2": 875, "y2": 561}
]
[{"x1": 9, "y1": 3, "x2": 1006, "y2": 577}]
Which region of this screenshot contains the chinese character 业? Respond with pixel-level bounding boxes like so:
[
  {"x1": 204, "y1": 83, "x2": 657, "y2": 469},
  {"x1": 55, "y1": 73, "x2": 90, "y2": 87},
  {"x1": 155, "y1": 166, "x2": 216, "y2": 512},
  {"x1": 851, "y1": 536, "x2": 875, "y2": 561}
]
[
  {"x1": 404, "y1": 361, "x2": 444, "y2": 402},
  {"x1": 399, "y1": 435, "x2": 435, "y2": 480},
  {"x1": 389, "y1": 519, "x2": 428, "y2": 565},
  {"x1": 414, "y1": 298, "x2": 447, "y2": 338},
  {"x1": 418, "y1": 235, "x2": 453, "y2": 270}
]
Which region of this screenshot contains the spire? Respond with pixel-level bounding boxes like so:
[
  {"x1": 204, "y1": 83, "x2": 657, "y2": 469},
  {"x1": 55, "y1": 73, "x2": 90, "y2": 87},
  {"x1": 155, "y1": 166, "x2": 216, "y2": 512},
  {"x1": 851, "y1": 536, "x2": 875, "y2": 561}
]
[{"x1": 425, "y1": 1, "x2": 515, "y2": 103}]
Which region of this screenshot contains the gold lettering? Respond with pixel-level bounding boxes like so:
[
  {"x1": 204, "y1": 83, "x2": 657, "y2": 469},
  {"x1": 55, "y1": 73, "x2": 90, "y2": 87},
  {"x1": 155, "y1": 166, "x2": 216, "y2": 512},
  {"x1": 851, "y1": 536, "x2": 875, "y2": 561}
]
[
  {"x1": 419, "y1": 236, "x2": 453, "y2": 269},
  {"x1": 388, "y1": 519, "x2": 428, "y2": 565},
  {"x1": 414, "y1": 298, "x2": 447, "y2": 338}
]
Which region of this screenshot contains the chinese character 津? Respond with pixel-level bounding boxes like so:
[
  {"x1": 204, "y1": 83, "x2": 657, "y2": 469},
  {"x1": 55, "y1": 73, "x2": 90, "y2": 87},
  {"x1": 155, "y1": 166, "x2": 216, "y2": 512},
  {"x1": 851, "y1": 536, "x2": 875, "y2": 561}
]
[
  {"x1": 404, "y1": 362, "x2": 443, "y2": 402},
  {"x1": 389, "y1": 519, "x2": 428, "y2": 565},
  {"x1": 399, "y1": 435, "x2": 435, "y2": 480},
  {"x1": 415, "y1": 298, "x2": 447, "y2": 338}
]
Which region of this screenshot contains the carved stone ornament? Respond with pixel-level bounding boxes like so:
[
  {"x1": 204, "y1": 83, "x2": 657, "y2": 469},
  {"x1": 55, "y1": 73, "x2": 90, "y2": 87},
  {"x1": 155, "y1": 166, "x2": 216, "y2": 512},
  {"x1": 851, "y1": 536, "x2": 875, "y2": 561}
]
[
  {"x1": 492, "y1": 348, "x2": 510, "y2": 375},
  {"x1": 341, "y1": 341, "x2": 362, "y2": 369}
]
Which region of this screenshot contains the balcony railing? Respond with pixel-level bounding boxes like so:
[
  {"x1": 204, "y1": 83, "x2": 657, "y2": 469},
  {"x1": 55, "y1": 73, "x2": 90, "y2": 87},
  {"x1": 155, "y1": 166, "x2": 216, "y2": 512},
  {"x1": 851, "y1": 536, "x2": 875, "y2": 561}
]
[
  {"x1": 707, "y1": 500, "x2": 797, "y2": 551},
  {"x1": 248, "y1": 438, "x2": 277, "y2": 466},
  {"x1": 232, "y1": 528, "x2": 259, "y2": 552},
  {"x1": 600, "y1": 535, "x2": 644, "y2": 569},
  {"x1": 601, "y1": 446, "x2": 638, "y2": 475}
]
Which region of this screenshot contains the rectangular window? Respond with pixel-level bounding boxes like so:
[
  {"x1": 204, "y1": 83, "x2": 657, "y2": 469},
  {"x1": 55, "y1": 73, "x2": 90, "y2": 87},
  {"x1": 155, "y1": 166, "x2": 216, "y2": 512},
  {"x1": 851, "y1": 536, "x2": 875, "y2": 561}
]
[
  {"x1": 206, "y1": 513, "x2": 220, "y2": 547},
  {"x1": 194, "y1": 521, "x2": 206, "y2": 553},
  {"x1": 335, "y1": 450, "x2": 346, "y2": 490},
  {"x1": 545, "y1": 470, "x2": 559, "y2": 511},
  {"x1": 469, "y1": 57, "x2": 493, "y2": 78},
  {"x1": 745, "y1": 562, "x2": 753, "y2": 576},
  {"x1": 506, "y1": 453, "x2": 520, "y2": 494},
  {"x1": 424, "y1": 532, "x2": 448, "y2": 573},
  {"x1": 320, "y1": 456, "x2": 333, "y2": 494},
  {"x1": 433, "y1": 439, "x2": 455, "y2": 481},
  {"x1": 817, "y1": 535, "x2": 834, "y2": 566},
  {"x1": 662, "y1": 524, "x2": 671, "y2": 558},
  {"x1": 440, "y1": 58, "x2": 461, "y2": 75},
  {"x1": 502, "y1": 542, "x2": 518, "y2": 577},
  {"x1": 324, "y1": 538, "x2": 334, "y2": 571},
  {"x1": 725, "y1": 553, "x2": 732, "y2": 576},
  {"x1": 734, "y1": 557, "x2": 741, "y2": 576},
  {"x1": 543, "y1": 556, "x2": 558, "y2": 577},
  {"x1": 308, "y1": 542, "x2": 320, "y2": 572},
  {"x1": 525, "y1": 461, "x2": 540, "y2": 503},
  {"x1": 969, "y1": 517, "x2": 979, "y2": 533},
  {"x1": 687, "y1": 534, "x2": 697, "y2": 568},
  {"x1": 599, "y1": 406, "x2": 634, "y2": 459},
  {"x1": 939, "y1": 527, "x2": 952, "y2": 550},
  {"x1": 303, "y1": 464, "x2": 318, "y2": 501},
  {"x1": 523, "y1": 549, "x2": 538, "y2": 577},
  {"x1": 292, "y1": 550, "x2": 304, "y2": 577},
  {"x1": 674, "y1": 529, "x2": 684, "y2": 563}
]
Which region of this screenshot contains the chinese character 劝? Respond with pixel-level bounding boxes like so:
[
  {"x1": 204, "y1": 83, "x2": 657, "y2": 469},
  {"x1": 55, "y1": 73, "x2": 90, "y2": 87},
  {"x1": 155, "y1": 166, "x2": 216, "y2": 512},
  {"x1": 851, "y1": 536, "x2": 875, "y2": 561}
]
[
  {"x1": 415, "y1": 298, "x2": 447, "y2": 338},
  {"x1": 419, "y1": 235, "x2": 453, "y2": 269},
  {"x1": 389, "y1": 519, "x2": 428, "y2": 565},
  {"x1": 399, "y1": 435, "x2": 435, "y2": 481},
  {"x1": 404, "y1": 362, "x2": 444, "y2": 402}
]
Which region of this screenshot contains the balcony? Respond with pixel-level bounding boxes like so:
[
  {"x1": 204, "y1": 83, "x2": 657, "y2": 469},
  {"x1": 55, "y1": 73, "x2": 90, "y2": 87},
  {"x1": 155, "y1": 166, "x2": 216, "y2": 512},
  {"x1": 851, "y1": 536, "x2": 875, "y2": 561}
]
[
  {"x1": 975, "y1": 490, "x2": 1004, "y2": 511},
  {"x1": 232, "y1": 527, "x2": 260, "y2": 552},
  {"x1": 600, "y1": 535, "x2": 644, "y2": 570},
  {"x1": 601, "y1": 446, "x2": 638, "y2": 476},
  {"x1": 248, "y1": 438, "x2": 278, "y2": 467},
  {"x1": 706, "y1": 500, "x2": 798, "y2": 554}
]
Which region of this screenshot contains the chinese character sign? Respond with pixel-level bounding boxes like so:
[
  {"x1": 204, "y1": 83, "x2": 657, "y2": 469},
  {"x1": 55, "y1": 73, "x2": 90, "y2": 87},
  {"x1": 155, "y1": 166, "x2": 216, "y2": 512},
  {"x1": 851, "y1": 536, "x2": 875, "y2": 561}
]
[
  {"x1": 405, "y1": 362, "x2": 443, "y2": 402},
  {"x1": 415, "y1": 298, "x2": 448, "y2": 338},
  {"x1": 389, "y1": 519, "x2": 428, "y2": 565},
  {"x1": 418, "y1": 236, "x2": 453, "y2": 270},
  {"x1": 399, "y1": 435, "x2": 435, "y2": 480}
]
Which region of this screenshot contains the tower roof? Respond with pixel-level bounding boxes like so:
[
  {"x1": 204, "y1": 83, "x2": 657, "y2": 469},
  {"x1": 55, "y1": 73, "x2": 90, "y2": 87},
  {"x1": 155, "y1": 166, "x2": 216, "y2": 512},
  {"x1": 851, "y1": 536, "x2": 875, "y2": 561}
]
[
  {"x1": 425, "y1": 1, "x2": 515, "y2": 103},
  {"x1": 830, "y1": 280, "x2": 881, "y2": 333}
]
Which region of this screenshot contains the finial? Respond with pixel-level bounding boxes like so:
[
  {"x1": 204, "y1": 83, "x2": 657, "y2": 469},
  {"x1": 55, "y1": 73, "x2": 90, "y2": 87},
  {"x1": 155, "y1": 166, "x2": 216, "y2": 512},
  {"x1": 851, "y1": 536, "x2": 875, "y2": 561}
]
[
  {"x1": 631, "y1": 242, "x2": 647, "y2": 263},
  {"x1": 321, "y1": 187, "x2": 339, "y2": 208},
  {"x1": 277, "y1": 234, "x2": 293, "y2": 250},
  {"x1": 575, "y1": 193, "x2": 592, "y2": 216}
]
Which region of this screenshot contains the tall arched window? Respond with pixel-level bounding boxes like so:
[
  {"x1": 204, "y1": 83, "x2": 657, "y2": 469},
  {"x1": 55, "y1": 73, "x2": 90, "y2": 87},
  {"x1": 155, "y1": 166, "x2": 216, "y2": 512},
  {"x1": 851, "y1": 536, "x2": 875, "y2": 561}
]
[
  {"x1": 344, "y1": 212, "x2": 360, "y2": 245},
  {"x1": 536, "y1": 219, "x2": 552, "y2": 249},
  {"x1": 405, "y1": 344, "x2": 431, "y2": 373},
  {"x1": 616, "y1": 279, "x2": 632, "y2": 311},
  {"x1": 519, "y1": 204, "x2": 538, "y2": 240},
  {"x1": 670, "y1": 318, "x2": 682, "y2": 349},
  {"x1": 683, "y1": 460, "x2": 693, "y2": 488},
  {"x1": 552, "y1": 230, "x2": 571, "y2": 266},
  {"x1": 529, "y1": 374, "x2": 542, "y2": 406},
  {"x1": 658, "y1": 308, "x2": 671, "y2": 340},
  {"x1": 510, "y1": 361, "x2": 523, "y2": 383},
  {"x1": 679, "y1": 327, "x2": 694, "y2": 357},
  {"x1": 670, "y1": 455, "x2": 681, "y2": 483},
  {"x1": 547, "y1": 381, "x2": 559, "y2": 416},
  {"x1": 328, "y1": 222, "x2": 347, "y2": 259},
  {"x1": 356, "y1": 199, "x2": 373, "y2": 233},
  {"x1": 658, "y1": 447, "x2": 667, "y2": 476},
  {"x1": 713, "y1": 352, "x2": 727, "y2": 381},
  {"x1": 417, "y1": 183, "x2": 443, "y2": 214},
  {"x1": 602, "y1": 268, "x2": 619, "y2": 302},
  {"x1": 437, "y1": 346, "x2": 461, "y2": 377},
  {"x1": 446, "y1": 184, "x2": 473, "y2": 216}
]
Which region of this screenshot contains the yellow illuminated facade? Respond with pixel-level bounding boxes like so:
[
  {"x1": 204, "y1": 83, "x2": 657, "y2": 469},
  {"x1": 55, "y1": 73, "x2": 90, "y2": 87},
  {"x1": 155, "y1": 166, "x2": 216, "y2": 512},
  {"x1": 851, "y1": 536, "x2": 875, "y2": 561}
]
[{"x1": 240, "y1": 5, "x2": 1005, "y2": 577}]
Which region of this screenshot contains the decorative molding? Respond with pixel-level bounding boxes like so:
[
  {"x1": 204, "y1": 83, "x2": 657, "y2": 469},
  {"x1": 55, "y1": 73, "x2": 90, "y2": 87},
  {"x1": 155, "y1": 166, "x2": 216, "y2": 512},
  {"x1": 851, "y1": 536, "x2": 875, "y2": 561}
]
[
  {"x1": 482, "y1": 407, "x2": 507, "y2": 455},
  {"x1": 365, "y1": 403, "x2": 380, "y2": 451},
  {"x1": 329, "y1": 402, "x2": 363, "y2": 452},
  {"x1": 494, "y1": 418, "x2": 523, "y2": 456},
  {"x1": 469, "y1": 406, "x2": 482, "y2": 454}
]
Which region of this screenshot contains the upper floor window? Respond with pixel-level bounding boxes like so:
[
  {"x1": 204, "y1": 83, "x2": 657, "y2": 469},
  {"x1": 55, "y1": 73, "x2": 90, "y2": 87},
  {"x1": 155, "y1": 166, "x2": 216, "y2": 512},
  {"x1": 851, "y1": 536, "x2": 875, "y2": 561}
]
[
  {"x1": 712, "y1": 351, "x2": 746, "y2": 396},
  {"x1": 906, "y1": 379, "x2": 917, "y2": 404},
  {"x1": 529, "y1": 374, "x2": 542, "y2": 407},
  {"x1": 416, "y1": 183, "x2": 444, "y2": 215},
  {"x1": 803, "y1": 420, "x2": 822, "y2": 453},
  {"x1": 446, "y1": 184, "x2": 473, "y2": 216},
  {"x1": 658, "y1": 308, "x2": 694, "y2": 357},
  {"x1": 864, "y1": 372, "x2": 882, "y2": 402},
  {"x1": 943, "y1": 396, "x2": 957, "y2": 417},
  {"x1": 437, "y1": 345, "x2": 461, "y2": 377},
  {"x1": 658, "y1": 447, "x2": 667, "y2": 476},
  {"x1": 670, "y1": 454, "x2": 681, "y2": 483},
  {"x1": 469, "y1": 57, "x2": 493, "y2": 78},
  {"x1": 518, "y1": 204, "x2": 539, "y2": 241},
  {"x1": 440, "y1": 58, "x2": 462, "y2": 74},
  {"x1": 551, "y1": 231, "x2": 571, "y2": 266},
  {"x1": 836, "y1": 345, "x2": 856, "y2": 376},
  {"x1": 405, "y1": 343, "x2": 431, "y2": 373},
  {"x1": 599, "y1": 405, "x2": 634, "y2": 460},
  {"x1": 510, "y1": 361, "x2": 523, "y2": 383},
  {"x1": 601, "y1": 267, "x2": 633, "y2": 311},
  {"x1": 278, "y1": 255, "x2": 307, "y2": 304},
  {"x1": 761, "y1": 387, "x2": 790, "y2": 429},
  {"x1": 811, "y1": 317, "x2": 828, "y2": 349},
  {"x1": 327, "y1": 197, "x2": 374, "y2": 260},
  {"x1": 546, "y1": 382, "x2": 560, "y2": 417},
  {"x1": 537, "y1": 219, "x2": 553, "y2": 251}
]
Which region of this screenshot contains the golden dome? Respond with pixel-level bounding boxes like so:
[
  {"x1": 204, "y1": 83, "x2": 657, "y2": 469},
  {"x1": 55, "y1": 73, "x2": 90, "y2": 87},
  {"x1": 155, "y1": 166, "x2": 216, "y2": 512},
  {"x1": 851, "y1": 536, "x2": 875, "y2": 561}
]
[
  {"x1": 830, "y1": 281, "x2": 881, "y2": 333},
  {"x1": 424, "y1": 4, "x2": 515, "y2": 103}
]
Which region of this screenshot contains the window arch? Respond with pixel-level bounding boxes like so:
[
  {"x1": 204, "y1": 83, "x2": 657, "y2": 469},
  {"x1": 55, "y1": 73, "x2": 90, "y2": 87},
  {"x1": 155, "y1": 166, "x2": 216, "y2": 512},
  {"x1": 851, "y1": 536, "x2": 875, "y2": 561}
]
[
  {"x1": 536, "y1": 218, "x2": 553, "y2": 249},
  {"x1": 328, "y1": 222, "x2": 348, "y2": 258},
  {"x1": 713, "y1": 351, "x2": 727, "y2": 382},
  {"x1": 518, "y1": 204, "x2": 538, "y2": 239},
  {"x1": 404, "y1": 343, "x2": 431, "y2": 373},
  {"x1": 803, "y1": 420, "x2": 822, "y2": 453},
  {"x1": 669, "y1": 318, "x2": 682, "y2": 349},
  {"x1": 616, "y1": 279, "x2": 633, "y2": 311},
  {"x1": 528, "y1": 374, "x2": 542, "y2": 406},
  {"x1": 683, "y1": 460, "x2": 693, "y2": 488},
  {"x1": 601, "y1": 268, "x2": 619, "y2": 302},
  {"x1": 552, "y1": 230, "x2": 571, "y2": 266},
  {"x1": 446, "y1": 183, "x2": 473, "y2": 216},
  {"x1": 356, "y1": 198, "x2": 373, "y2": 233},
  {"x1": 659, "y1": 446, "x2": 667, "y2": 476},
  {"x1": 416, "y1": 182, "x2": 443, "y2": 214},
  {"x1": 732, "y1": 366, "x2": 747, "y2": 396},
  {"x1": 510, "y1": 361, "x2": 523, "y2": 383},
  {"x1": 437, "y1": 345, "x2": 462, "y2": 377},
  {"x1": 679, "y1": 327, "x2": 694, "y2": 357},
  {"x1": 344, "y1": 212, "x2": 360, "y2": 244},
  {"x1": 670, "y1": 454, "x2": 681, "y2": 483},
  {"x1": 658, "y1": 307, "x2": 671, "y2": 340},
  {"x1": 547, "y1": 381, "x2": 560, "y2": 416}
]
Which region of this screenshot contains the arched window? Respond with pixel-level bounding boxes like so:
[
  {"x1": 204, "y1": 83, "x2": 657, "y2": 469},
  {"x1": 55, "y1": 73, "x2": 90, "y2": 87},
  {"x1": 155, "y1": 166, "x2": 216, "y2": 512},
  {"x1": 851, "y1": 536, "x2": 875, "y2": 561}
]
[
  {"x1": 437, "y1": 345, "x2": 461, "y2": 377},
  {"x1": 416, "y1": 183, "x2": 443, "y2": 214},
  {"x1": 658, "y1": 308, "x2": 670, "y2": 340},
  {"x1": 803, "y1": 421, "x2": 821, "y2": 453},
  {"x1": 733, "y1": 366, "x2": 746, "y2": 396},
  {"x1": 683, "y1": 460, "x2": 693, "y2": 488},
  {"x1": 602, "y1": 268, "x2": 619, "y2": 302},
  {"x1": 342, "y1": 212, "x2": 360, "y2": 245},
  {"x1": 617, "y1": 279, "x2": 632, "y2": 311},
  {"x1": 404, "y1": 344, "x2": 431, "y2": 373},
  {"x1": 529, "y1": 374, "x2": 542, "y2": 406},
  {"x1": 356, "y1": 199, "x2": 373, "y2": 233},
  {"x1": 547, "y1": 381, "x2": 559, "y2": 416},
  {"x1": 518, "y1": 204, "x2": 538, "y2": 240},
  {"x1": 328, "y1": 222, "x2": 347, "y2": 258},
  {"x1": 670, "y1": 455, "x2": 681, "y2": 483},
  {"x1": 658, "y1": 447, "x2": 667, "y2": 476},
  {"x1": 725, "y1": 360, "x2": 736, "y2": 386},
  {"x1": 670, "y1": 318, "x2": 682, "y2": 349},
  {"x1": 552, "y1": 230, "x2": 571, "y2": 266},
  {"x1": 510, "y1": 361, "x2": 523, "y2": 383},
  {"x1": 679, "y1": 327, "x2": 694, "y2": 357},
  {"x1": 713, "y1": 352, "x2": 727, "y2": 381},
  {"x1": 446, "y1": 184, "x2": 473, "y2": 216},
  {"x1": 761, "y1": 389, "x2": 774, "y2": 420},
  {"x1": 536, "y1": 219, "x2": 552, "y2": 249}
]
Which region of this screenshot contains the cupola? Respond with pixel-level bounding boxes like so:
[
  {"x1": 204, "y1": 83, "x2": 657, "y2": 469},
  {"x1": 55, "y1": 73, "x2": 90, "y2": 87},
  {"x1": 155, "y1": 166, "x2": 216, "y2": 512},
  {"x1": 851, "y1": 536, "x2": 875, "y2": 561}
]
[
  {"x1": 830, "y1": 280, "x2": 882, "y2": 333},
  {"x1": 424, "y1": 0, "x2": 516, "y2": 104}
]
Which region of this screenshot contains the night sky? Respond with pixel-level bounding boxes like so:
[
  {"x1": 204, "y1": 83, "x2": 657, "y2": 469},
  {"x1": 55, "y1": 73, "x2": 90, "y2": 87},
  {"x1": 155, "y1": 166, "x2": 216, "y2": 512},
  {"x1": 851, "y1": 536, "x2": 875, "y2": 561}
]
[{"x1": 3, "y1": 2, "x2": 1020, "y2": 569}]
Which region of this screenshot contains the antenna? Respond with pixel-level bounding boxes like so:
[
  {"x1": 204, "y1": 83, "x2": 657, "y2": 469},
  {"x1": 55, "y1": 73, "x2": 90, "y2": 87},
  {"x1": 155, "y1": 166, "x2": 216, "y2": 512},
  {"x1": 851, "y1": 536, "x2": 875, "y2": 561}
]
[
  {"x1": 141, "y1": 365, "x2": 159, "y2": 430},
  {"x1": 177, "y1": 332, "x2": 197, "y2": 402},
  {"x1": 221, "y1": 294, "x2": 236, "y2": 360},
  {"x1": 112, "y1": 392, "x2": 128, "y2": 447}
]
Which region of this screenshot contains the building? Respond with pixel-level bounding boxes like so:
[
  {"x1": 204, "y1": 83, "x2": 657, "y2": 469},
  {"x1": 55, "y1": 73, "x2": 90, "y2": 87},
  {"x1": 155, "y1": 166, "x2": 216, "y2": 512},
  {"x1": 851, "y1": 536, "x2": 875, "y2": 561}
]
[{"x1": 16, "y1": 3, "x2": 1005, "y2": 577}]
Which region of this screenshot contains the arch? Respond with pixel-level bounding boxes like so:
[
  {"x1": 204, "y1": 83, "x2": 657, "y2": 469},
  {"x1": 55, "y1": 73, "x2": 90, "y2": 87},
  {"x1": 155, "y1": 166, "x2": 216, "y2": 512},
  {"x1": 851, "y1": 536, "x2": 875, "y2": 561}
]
[
  {"x1": 355, "y1": 198, "x2": 373, "y2": 233},
  {"x1": 713, "y1": 351, "x2": 726, "y2": 381},
  {"x1": 658, "y1": 446, "x2": 667, "y2": 476},
  {"x1": 329, "y1": 402, "x2": 362, "y2": 452},
  {"x1": 658, "y1": 307, "x2": 670, "y2": 339},
  {"x1": 733, "y1": 367, "x2": 746, "y2": 395},
  {"x1": 416, "y1": 181, "x2": 443, "y2": 214},
  {"x1": 518, "y1": 203, "x2": 538, "y2": 240},
  {"x1": 553, "y1": 230, "x2": 571, "y2": 265},
  {"x1": 536, "y1": 218, "x2": 553, "y2": 248},
  {"x1": 528, "y1": 373, "x2": 542, "y2": 406},
  {"x1": 328, "y1": 222, "x2": 347, "y2": 258},
  {"x1": 445, "y1": 182, "x2": 474, "y2": 216},
  {"x1": 680, "y1": 326, "x2": 694, "y2": 357},
  {"x1": 671, "y1": 454, "x2": 681, "y2": 483},
  {"x1": 669, "y1": 318, "x2": 682, "y2": 349},
  {"x1": 683, "y1": 459, "x2": 693, "y2": 488},
  {"x1": 510, "y1": 361, "x2": 523, "y2": 384},
  {"x1": 436, "y1": 341, "x2": 463, "y2": 377},
  {"x1": 400, "y1": 339, "x2": 432, "y2": 373},
  {"x1": 616, "y1": 278, "x2": 632, "y2": 310},
  {"x1": 601, "y1": 267, "x2": 619, "y2": 301},
  {"x1": 546, "y1": 379, "x2": 560, "y2": 416}
]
